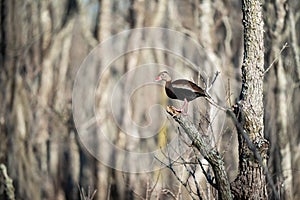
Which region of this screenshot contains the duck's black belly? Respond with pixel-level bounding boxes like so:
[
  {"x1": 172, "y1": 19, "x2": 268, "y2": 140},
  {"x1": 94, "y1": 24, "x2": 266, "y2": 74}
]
[
  {"x1": 165, "y1": 87, "x2": 201, "y2": 101},
  {"x1": 165, "y1": 79, "x2": 206, "y2": 102}
]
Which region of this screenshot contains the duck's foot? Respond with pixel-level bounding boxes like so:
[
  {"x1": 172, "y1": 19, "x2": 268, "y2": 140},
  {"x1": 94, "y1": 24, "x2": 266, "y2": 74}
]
[
  {"x1": 173, "y1": 107, "x2": 188, "y2": 115},
  {"x1": 166, "y1": 106, "x2": 181, "y2": 117}
]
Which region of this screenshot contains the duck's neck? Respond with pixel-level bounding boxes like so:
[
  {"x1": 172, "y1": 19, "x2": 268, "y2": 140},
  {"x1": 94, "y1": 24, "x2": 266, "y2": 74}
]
[{"x1": 165, "y1": 80, "x2": 172, "y2": 88}]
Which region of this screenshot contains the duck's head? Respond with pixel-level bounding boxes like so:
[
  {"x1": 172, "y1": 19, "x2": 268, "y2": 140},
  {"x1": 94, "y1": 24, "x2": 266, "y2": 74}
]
[{"x1": 155, "y1": 71, "x2": 171, "y2": 82}]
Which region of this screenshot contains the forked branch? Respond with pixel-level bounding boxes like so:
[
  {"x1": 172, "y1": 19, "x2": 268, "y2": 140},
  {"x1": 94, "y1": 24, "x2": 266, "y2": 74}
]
[{"x1": 166, "y1": 106, "x2": 232, "y2": 200}]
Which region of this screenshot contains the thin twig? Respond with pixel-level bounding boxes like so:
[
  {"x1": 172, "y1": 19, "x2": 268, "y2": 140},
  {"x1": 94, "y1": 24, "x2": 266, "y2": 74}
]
[
  {"x1": 161, "y1": 189, "x2": 177, "y2": 200},
  {"x1": 207, "y1": 71, "x2": 220, "y2": 91},
  {"x1": 146, "y1": 171, "x2": 161, "y2": 199},
  {"x1": 193, "y1": 149, "x2": 218, "y2": 189},
  {"x1": 227, "y1": 78, "x2": 233, "y2": 107},
  {"x1": 264, "y1": 42, "x2": 288, "y2": 74},
  {"x1": 204, "y1": 96, "x2": 227, "y2": 111},
  {"x1": 166, "y1": 106, "x2": 233, "y2": 200},
  {"x1": 179, "y1": 153, "x2": 203, "y2": 199},
  {"x1": 120, "y1": 173, "x2": 145, "y2": 200},
  {"x1": 155, "y1": 152, "x2": 198, "y2": 200},
  {"x1": 77, "y1": 184, "x2": 97, "y2": 200}
]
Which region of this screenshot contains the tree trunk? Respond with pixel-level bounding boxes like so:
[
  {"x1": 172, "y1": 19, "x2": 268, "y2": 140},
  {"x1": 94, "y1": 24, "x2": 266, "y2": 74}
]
[{"x1": 231, "y1": 0, "x2": 270, "y2": 199}]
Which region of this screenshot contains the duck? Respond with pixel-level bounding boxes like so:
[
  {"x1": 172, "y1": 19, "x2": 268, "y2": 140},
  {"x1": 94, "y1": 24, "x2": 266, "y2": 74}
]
[{"x1": 155, "y1": 71, "x2": 208, "y2": 113}]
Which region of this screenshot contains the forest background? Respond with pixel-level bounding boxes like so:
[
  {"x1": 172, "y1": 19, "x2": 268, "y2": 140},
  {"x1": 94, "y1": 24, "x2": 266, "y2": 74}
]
[{"x1": 0, "y1": 0, "x2": 300, "y2": 199}]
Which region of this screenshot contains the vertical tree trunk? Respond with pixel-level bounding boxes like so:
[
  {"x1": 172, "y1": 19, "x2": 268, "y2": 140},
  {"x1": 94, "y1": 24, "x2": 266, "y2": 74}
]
[{"x1": 231, "y1": 0, "x2": 270, "y2": 199}]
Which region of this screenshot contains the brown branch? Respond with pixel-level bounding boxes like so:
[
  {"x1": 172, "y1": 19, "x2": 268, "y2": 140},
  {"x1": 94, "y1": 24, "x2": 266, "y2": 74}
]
[{"x1": 166, "y1": 106, "x2": 233, "y2": 200}]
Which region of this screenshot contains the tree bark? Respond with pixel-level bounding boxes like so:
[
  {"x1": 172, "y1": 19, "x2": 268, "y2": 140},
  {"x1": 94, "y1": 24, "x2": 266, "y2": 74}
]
[{"x1": 231, "y1": 0, "x2": 270, "y2": 199}]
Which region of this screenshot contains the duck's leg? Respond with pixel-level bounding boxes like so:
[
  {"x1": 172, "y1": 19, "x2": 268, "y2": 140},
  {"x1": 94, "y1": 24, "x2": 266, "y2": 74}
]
[
  {"x1": 174, "y1": 98, "x2": 189, "y2": 115},
  {"x1": 182, "y1": 98, "x2": 189, "y2": 114}
]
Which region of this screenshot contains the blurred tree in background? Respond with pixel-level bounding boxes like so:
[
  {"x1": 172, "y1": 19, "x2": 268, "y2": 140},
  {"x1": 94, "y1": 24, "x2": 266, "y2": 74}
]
[{"x1": 0, "y1": 0, "x2": 299, "y2": 199}]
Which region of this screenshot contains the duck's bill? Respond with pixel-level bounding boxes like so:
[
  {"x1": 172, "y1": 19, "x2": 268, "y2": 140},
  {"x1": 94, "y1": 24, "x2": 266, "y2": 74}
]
[{"x1": 155, "y1": 76, "x2": 161, "y2": 81}]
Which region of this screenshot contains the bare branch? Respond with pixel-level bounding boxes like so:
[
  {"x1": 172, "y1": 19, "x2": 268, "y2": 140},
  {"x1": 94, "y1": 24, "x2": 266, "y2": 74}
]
[
  {"x1": 264, "y1": 42, "x2": 288, "y2": 74},
  {"x1": 146, "y1": 171, "x2": 161, "y2": 200},
  {"x1": 77, "y1": 185, "x2": 97, "y2": 200},
  {"x1": 166, "y1": 106, "x2": 233, "y2": 200},
  {"x1": 226, "y1": 78, "x2": 233, "y2": 107},
  {"x1": 204, "y1": 96, "x2": 227, "y2": 111},
  {"x1": 193, "y1": 149, "x2": 218, "y2": 189},
  {"x1": 161, "y1": 189, "x2": 177, "y2": 200},
  {"x1": 179, "y1": 154, "x2": 202, "y2": 199},
  {"x1": 155, "y1": 143, "x2": 203, "y2": 199},
  {"x1": 207, "y1": 71, "x2": 220, "y2": 91}
]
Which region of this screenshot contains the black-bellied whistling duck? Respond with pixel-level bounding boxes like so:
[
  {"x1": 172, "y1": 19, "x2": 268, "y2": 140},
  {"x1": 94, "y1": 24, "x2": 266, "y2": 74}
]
[{"x1": 155, "y1": 71, "x2": 208, "y2": 113}]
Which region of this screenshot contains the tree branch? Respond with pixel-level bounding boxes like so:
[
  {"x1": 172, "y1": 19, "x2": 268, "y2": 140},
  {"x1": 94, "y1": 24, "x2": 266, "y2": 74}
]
[
  {"x1": 264, "y1": 42, "x2": 288, "y2": 74},
  {"x1": 166, "y1": 106, "x2": 233, "y2": 200}
]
